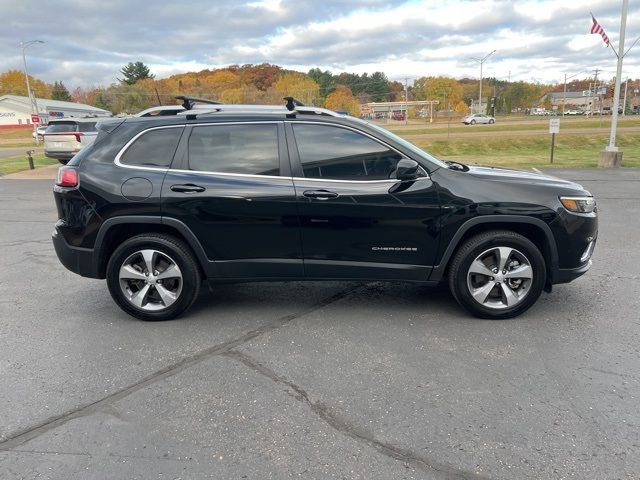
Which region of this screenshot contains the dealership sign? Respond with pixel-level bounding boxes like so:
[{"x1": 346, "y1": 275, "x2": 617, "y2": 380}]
[
  {"x1": 48, "y1": 110, "x2": 64, "y2": 118},
  {"x1": 31, "y1": 114, "x2": 40, "y2": 123}
]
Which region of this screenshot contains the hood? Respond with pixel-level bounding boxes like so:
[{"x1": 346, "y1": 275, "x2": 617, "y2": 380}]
[{"x1": 466, "y1": 165, "x2": 586, "y2": 191}]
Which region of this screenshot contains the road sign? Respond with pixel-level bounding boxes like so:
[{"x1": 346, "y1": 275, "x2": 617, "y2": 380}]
[
  {"x1": 549, "y1": 118, "x2": 560, "y2": 134},
  {"x1": 31, "y1": 114, "x2": 40, "y2": 124}
]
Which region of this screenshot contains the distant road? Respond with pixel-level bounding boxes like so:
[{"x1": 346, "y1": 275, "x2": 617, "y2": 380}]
[{"x1": 0, "y1": 148, "x2": 43, "y2": 159}]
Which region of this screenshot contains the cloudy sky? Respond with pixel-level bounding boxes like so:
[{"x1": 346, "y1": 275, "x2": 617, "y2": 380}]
[{"x1": 2, "y1": 0, "x2": 638, "y2": 88}]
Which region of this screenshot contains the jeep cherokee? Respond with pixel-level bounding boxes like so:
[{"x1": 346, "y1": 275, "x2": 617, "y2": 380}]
[{"x1": 52, "y1": 97, "x2": 598, "y2": 321}]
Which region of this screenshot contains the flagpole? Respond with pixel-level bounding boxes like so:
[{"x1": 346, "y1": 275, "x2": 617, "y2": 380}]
[{"x1": 607, "y1": 0, "x2": 628, "y2": 153}]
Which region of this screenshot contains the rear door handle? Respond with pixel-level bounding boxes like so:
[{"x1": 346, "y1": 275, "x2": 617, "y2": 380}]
[
  {"x1": 303, "y1": 189, "x2": 339, "y2": 200},
  {"x1": 170, "y1": 184, "x2": 206, "y2": 193}
]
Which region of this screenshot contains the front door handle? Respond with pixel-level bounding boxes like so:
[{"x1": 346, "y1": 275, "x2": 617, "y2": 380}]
[
  {"x1": 170, "y1": 184, "x2": 206, "y2": 193},
  {"x1": 303, "y1": 189, "x2": 339, "y2": 200}
]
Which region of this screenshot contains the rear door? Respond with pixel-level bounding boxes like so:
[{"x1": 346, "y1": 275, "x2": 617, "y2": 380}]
[
  {"x1": 286, "y1": 121, "x2": 440, "y2": 281},
  {"x1": 161, "y1": 121, "x2": 303, "y2": 279}
]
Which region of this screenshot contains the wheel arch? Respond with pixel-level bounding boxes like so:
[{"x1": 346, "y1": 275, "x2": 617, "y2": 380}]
[
  {"x1": 93, "y1": 216, "x2": 214, "y2": 279},
  {"x1": 430, "y1": 215, "x2": 558, "y2": 285}
]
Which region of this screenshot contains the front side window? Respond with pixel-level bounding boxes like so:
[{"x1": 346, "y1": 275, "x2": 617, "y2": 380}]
[
  {"x1": 188, "y1": 124, "x2": 279, "y2": 176},
  {"x1": 120, "y1": 127, "x2": 183, "y2": 168},
  {"x1": 292, "y1": 124, "x2": 402, "y2": 181}
]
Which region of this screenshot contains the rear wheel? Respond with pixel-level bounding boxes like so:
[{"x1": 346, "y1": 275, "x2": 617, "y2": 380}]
[
  {"x1": 106, "y1": 234, "x2": 201, "y2": 321},
  {"x1": 488, "y1": 119, "x2": 495, "y2": 124},
  {"x1": 448, "y1": 230, "x2": 546, "y2": 319},
  {"x1": 470, "y1": 119, "x2": 476, "y2": 125}
]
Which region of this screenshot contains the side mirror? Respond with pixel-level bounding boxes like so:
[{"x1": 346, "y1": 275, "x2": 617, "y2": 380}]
[{"x1": 395, "y1": 159, "x2": 420, "y2": 181}]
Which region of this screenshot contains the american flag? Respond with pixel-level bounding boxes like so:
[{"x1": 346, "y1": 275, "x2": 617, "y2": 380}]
[{"x1": 590, "y1": 14, "x2": 610, "y2": 47}]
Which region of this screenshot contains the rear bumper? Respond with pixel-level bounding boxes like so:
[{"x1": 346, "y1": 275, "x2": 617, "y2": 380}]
[
  {"x1": 45, "y1": 150, "x2": 77, "y2": 160},
  {"x1": 52, "y1": 227, "x2": 101, "y2": 278},
  {"x1": 553, "y1": 260, "x2": 592, "y2": 285}
]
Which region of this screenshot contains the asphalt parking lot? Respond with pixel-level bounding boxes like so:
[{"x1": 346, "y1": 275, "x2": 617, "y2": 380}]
[{"x1": 0, "y1": 169, "x2": 638, "y2": 479}]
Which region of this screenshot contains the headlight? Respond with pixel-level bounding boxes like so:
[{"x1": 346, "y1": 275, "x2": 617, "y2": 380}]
[{"x1": 559, "y1": 196, "x2": 596, "y2": 213}]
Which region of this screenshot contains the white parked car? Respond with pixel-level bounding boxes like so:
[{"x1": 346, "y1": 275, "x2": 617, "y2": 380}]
[
  {"x1": 44, "y1": 118, "x2": 99, "y2": 164},
  {"x1": 461, "y1": 113, "x2": 495, "y2": 125}
]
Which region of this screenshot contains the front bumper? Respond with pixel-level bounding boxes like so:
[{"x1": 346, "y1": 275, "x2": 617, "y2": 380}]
[
  {"x1": 553, "y1": 260, "x2": 592, "y2": 284},
  {"x1": 52, "y1": 227, "x2": 101, "y2": 278}
]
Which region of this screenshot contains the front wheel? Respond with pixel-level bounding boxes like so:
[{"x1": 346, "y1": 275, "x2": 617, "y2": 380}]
[
  {"x1": 106, "y1": 234, "x2": 201, "y2": 321},
  {"x1": 470, "y1": 119, "x2": 476, "y2": 125},
  {"x1": 488, "y1": 119, "x2": 495, "y2": 124},
  {"x1": 448, "y1": 230, "x2": 546, "y2": 319}
]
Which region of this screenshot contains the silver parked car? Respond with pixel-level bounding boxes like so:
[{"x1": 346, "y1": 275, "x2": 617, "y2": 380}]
[
  {"x1": 461, "y1": 113, "x2": 495, "y2": 125},
  {"x1": 43, "y1": 118, "x2": 99, "y2": 164}
]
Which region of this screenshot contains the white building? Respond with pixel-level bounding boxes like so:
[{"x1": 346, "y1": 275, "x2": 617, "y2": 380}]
[{"x1": 0, "y1": 95, "x2": 111, "y2": 127}]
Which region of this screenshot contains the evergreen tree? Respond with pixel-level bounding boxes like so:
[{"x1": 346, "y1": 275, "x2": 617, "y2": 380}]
[
  {"x1": 119, "y1": 61, "x2": 154, "y2": 85},
  {"x1": 51, "y1": 81, "x2": 71, "y2": 101}
]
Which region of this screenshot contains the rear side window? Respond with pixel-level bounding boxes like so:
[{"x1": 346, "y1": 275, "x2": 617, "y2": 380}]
[
  {"x1": 120, "y1": 127, "x2": 183, "y2": 168},
  {"x1": 188, "y1": 124, "x2": 279, "y2": 176},
  {"x1": 46, "y1": 122, "x2": 78, "y2": 133},
  {"x1": 292, "y1": 124, "x2": 402, "y2": 181}
]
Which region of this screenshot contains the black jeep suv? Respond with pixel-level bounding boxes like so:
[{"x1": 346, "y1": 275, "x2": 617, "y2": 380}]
[{"x1": 52, "y1": 98, "x2": 597, "y2": 321}]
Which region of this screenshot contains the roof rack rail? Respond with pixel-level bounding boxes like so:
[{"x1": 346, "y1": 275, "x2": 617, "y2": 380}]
[
  {"x1": 175, "y1": 95, "x2": 222, "y2": 110},
  {"x1": 176, "y1": 102, "x2": 343, "y2": 120}
]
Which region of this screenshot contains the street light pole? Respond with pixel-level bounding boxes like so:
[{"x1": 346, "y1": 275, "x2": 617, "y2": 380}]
[
  {"x1": 607, "y1": 0, "x2": 628, "y2": 152},
  {"x1": 19, "y1": 40, "x2": 44, "y2": 141},
  {"x1": 472, "y1": 50, "x2": 496, "y2": 114}
]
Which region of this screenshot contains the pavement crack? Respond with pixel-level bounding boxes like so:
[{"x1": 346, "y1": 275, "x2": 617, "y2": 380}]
[
  {"x1": 223, "y1": 350, "x2": 487, "y2": 480},
  {"x1": 0, "y1": 286, "x2": 359, "y2": 451}
]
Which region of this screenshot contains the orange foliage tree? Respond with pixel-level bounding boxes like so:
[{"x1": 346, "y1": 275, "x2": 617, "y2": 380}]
[{"x1": 324, "y1": 86, "x2": 361, "y2": 116}]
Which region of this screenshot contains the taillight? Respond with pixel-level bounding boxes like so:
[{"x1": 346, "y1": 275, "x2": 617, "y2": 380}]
[
  {"x1": 56, "y1": 167, "x2": 78, "y2": 187},
  {"x1": 73, "y1": 133, "x2": 83, "y2": 143}
]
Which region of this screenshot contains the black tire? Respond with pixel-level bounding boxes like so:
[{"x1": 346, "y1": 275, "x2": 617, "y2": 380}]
[
  {"x1": 57, "y1": 158, "x2": 69, "y2": 165},
  {"x1": 470, "y1": 119, "x2": 476, "y2": 125},
  {"x1": 106, "y1": 233, "x2": 201, "y2": 321},
  {"x1": 488, "y1": 119, "x2": 495, "y2": 124},
  {"x1": 448, "y1": 230, "x2": 546, "y2": 319}
]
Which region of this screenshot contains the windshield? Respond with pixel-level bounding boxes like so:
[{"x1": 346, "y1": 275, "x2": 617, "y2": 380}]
[{"x1": 350, "y1": 118, "x2": 448, "y2": 169}]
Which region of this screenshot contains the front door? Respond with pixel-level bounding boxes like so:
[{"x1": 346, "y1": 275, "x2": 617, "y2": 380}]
[
  {"x1": 162, "y1": 121, "x2": 302, "y2": 279},
  {"x1": 286, "y1": 122, "x2": 441, "y2": 281}
]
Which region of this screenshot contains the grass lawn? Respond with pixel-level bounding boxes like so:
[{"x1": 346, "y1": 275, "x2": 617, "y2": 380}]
[
  {"x1": 0, "y1": 153, "x2": 58, "y2": 176},
  {"x1": 0, "y1": 128, "x2": 38, "y2": 148},
  {"x1": 391, "y1": 130, "x2": 640, "y2": 169}
]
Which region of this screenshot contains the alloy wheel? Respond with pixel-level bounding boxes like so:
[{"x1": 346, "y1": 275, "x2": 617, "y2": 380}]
[
  {"x1": 466, "y1": 246, "x2": 533, "y2": 310},
  {"x1": 118, "y1": 249, "x2": 183, "y2": 311}
]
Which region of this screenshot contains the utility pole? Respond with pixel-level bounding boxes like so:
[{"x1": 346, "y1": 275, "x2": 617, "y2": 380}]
[
  {"x1": 404, "y1": 76, "x2": 409, "y2": 125},
  {"x1": 471, "y1": 50, "x2": 496, "y2": 114},
  {"x1": 593, "y1": 69, "x2": 600, "y2": 116},
  {"x1": 20, "y1": 40, "x2": 44, "y2": 142},
  {"x1": 622, "y1": 77, "x2": 629, "y2": 116},
  {"x1": 601, "y1": 0, "x2": 628, "y2": 167}
]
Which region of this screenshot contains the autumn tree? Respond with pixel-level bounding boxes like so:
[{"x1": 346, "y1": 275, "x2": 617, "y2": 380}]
[
  {"x1": 325, "y1": 86, "x2": 361, "y2": 116},
  {"x1": 119, "y1": 62, "x2": 154, "y2": 85},
  {"x1": 0, "y1": 70, "x2": 51, "y2": 98},
  {"x1": 413, "y1": 76, "x2": 463, "y2": 110},
  {"x1": 454, "y1": 100, "x2": 469, "y2": 115},
  {"x1": 273, "y1": 72, "x2": 320, "y2": 105},
  {"x1": 51, "y1": 81, "x2": 71, "y2": 101}
]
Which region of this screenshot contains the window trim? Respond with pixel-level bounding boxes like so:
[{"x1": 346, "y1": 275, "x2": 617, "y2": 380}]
[
  {"x1": 287, "y1": 121, "x2": 429, "y2": 183},
  {"x1": 114, "y1": 124, "x2": 186, "y2": 172},
  {"x1": 114, "y1": 122, "x2": 286, "y2": 179}
]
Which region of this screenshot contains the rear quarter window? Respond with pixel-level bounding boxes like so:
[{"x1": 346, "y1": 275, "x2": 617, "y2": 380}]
[
  {"x1": 119, "y1": 127, "x2": 184, "y2": 168},
  {"x1": 78, "y1": 122, "x2": 97, "y2": 132}
]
